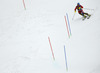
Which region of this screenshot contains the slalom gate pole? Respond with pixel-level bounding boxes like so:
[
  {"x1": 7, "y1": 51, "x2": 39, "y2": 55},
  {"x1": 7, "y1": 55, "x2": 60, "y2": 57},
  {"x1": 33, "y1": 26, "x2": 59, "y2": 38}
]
[
  {"x1": 48, "y1": 37, "x2": 55, "y2": 61},
  {"x1": 23, "y1": 0, "x2": 26, "y2": 10},
  {"x1": 64, "y1": 45, "x2": 68, "y2": 71},
  {"x1": 66, "y1": 13, "x2": 72, "y2": 36},
  {"x1": 64, "y1": 16, "x2": 70, "y2": 38}
]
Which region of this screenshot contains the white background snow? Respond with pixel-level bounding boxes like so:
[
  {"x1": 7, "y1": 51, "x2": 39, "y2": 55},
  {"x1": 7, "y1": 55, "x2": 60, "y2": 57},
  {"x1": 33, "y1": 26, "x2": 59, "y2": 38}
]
[{"x1": 0, "y1": 0, "x2": 100, "y2": 73}]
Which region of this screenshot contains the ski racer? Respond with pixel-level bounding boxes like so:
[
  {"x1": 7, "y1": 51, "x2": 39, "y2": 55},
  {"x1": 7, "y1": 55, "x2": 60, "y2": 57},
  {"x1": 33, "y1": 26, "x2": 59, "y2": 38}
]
[{"x1": 74, "y1": 3, "x2": 91, "y2": 18}]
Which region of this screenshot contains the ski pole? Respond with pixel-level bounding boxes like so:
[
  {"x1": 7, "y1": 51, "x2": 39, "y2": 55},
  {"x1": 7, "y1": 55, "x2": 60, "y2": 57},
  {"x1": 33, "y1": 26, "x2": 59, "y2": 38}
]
[
  {"x1": 83, "y1": 8, "x2": 94, "y2": 11},
  {"x1": 72, "y1": 12, "x2": 76, "y2": 20}
]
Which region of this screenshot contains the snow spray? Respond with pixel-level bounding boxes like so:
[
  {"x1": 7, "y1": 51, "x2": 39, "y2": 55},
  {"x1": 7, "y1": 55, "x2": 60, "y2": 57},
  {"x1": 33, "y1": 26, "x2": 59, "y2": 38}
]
[
  {"x1": 64, "y1": 45, "x2": 68, "y2": 71},
  {"x1": 48, "y1": 37, "x2": 55, "y2": 60},
  {"x1": 23, "y1": 0, "x2": 26, "y2": 10}
]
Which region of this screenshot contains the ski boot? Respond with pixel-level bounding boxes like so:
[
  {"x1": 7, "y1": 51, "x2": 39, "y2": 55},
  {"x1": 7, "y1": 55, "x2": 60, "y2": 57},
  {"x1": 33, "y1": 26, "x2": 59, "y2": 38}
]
[
  {"x1": 82, "y1": 15, "x2": 87, "y2": 20},
  {"x1": 87, "y1": 14, "x2": 91, "y2": 19}
]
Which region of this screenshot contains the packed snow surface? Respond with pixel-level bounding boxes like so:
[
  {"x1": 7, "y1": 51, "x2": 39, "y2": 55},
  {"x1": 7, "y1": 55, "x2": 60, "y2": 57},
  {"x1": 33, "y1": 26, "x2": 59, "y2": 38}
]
[{"x1": 0, "y1": 0, "x2": 100, "y2": 73}]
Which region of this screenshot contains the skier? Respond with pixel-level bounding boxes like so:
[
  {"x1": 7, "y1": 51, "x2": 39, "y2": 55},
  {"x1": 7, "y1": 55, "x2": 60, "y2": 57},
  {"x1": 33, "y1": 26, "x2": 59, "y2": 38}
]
[{"x1": 74, "y1": 3, "x2": 91, "y2": 19}]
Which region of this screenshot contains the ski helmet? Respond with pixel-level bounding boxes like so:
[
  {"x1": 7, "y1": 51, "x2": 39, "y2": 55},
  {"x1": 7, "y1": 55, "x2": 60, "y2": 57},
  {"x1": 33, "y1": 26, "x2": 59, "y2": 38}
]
[{"x1": 77, "y1": 3, "x2": 80, "y2": 6}]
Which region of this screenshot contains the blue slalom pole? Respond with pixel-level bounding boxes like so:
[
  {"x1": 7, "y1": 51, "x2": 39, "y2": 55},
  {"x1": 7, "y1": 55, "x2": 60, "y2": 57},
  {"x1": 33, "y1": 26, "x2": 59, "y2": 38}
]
[
  {"x1": 66, "y1": 13, "x2": 72, "y2": 36},
  {"x1": 64, "y1": 45, "x2": 68, "y2": 71}
]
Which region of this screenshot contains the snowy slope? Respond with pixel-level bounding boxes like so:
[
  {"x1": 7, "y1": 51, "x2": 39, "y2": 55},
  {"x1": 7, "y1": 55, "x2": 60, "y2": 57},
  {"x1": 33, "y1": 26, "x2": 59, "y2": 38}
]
[{"x1": 0, "y1": 0, "x2": 100, "y2": 73}]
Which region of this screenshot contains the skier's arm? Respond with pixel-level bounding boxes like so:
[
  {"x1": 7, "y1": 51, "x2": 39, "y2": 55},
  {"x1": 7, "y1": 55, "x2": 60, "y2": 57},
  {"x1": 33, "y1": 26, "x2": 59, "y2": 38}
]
[
  {"x1": 74, "y1": 6, "x2": 77, "y2": 12},
  {"x1": 80, "y1": 5, "x2": 83, "y2": 9}
]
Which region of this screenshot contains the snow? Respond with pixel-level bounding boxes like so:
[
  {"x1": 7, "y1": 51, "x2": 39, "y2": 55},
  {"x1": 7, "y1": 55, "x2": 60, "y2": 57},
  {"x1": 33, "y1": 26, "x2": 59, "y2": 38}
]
[{"x1": 0, "y1": 0, "x2": 100, "y2": 73}]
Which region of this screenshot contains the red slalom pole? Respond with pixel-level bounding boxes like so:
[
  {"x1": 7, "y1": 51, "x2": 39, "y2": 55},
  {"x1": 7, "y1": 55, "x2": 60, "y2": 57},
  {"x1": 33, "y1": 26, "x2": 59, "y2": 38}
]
[
  {"x1": 48, "y1": 37, "x2": 55, "y2": 60},
  {"x1": 23, "y1": 0, "x2": 26, "y2": 10},
  {"x1": 64, "y1": 16, "x2": 70, "y2": 38}
]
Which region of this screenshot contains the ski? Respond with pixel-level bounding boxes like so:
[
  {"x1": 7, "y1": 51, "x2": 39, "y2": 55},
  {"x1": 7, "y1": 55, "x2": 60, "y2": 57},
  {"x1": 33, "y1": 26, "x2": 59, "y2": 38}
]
[
  {"x1": 82, "y1": 16, "x2": 87, "y2": 20},
  {"x1": 87, "y1": 15, "x2": 91, "y2": 19},
  {"x1": 82, "y1": 15, "x2": 91, "y2": 20}
]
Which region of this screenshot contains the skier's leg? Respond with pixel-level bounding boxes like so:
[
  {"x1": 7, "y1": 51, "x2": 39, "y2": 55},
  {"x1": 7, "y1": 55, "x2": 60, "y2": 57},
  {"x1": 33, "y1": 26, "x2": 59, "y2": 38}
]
[
  {"x1": 82, "y1": 13, "x2": 87, "y2": 18},
  {"x1": 79, "y1": 13, "x2": 85, "y2": 17},
  {"x1": 79, "y1": 13, "x2": 86, "y2": 18},
  {"x1": 79, "y1": 13, "x2": 83, "y2": 16},
  {"x1": 84, "y1": 13, "x2": 91, "y2": 16}
]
